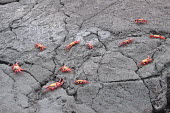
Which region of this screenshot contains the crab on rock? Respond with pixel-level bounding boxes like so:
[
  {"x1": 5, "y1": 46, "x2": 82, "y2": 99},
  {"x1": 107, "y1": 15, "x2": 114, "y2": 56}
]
[
  {"x1": 35, "y1": 43, "x2": 47, "y2": 51},
  {"x1": 150, "y1": 35, "x2": 166, "y2": 40},
  {"x1": 59, "y1": 65, "x2": 73, "y2": 73},
  {"x1": 43, "y1": 78, "x2": 64, "y2": 92},
  {"x1": 86, "y1": 43, "x2": 94, "y2": 49},
  {"x1": 74, "y1": 80, "x2": 90, "y2": 85},
  {"x1": 118, "y1": 38, "x2": 134, "y2": 46},
  {"x1": 65, "y1": 40, "x2": 80, "y2": 51},
  {"x1": 134, "y1": 19, "x2": 148, "y2": 24},
  {"x1": 11, "y1": 62, "x2": 25, "y2": 73},
  {"x1": 138, "y1": 56, "x2": 153, "y2": 66}
]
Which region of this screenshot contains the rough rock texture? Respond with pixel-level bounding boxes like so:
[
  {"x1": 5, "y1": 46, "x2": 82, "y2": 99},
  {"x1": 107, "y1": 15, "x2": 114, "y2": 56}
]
[{"x1": 0, "y1": 0, "x2": 170, "y2": 113}]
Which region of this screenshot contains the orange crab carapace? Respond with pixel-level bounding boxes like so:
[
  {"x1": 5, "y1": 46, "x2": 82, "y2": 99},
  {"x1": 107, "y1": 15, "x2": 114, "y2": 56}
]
[
  {"x1": 11, "y1": 62, "x2": 25, "y2": 73},
  {"x1": 59, "y1": 65, "x2": 73, "y2": 73},
  {"x1": 138, "y1": 56, "x2": 153, "y2": 66},
  {"x1": 150, "y1": 35, "x2": 166, "y2": 40},
  {"x1": 43, "y1": 78, "x2": 64, "y2": 92},
  {"x1": 65, "y1": 40, "x2": 80, "y2": 51},
  {"x1": 35, "y1": 43, "x2": 47, "y2": 51},
  {"x1": 74, "y1": 80, "x2": 90, "y2": 85},
  {"x1": 134, "y1": 19, "x2": 148, "y2": 24},
  {"x1": 118, "y1": 38, "x2": 134, "y2": 46}
]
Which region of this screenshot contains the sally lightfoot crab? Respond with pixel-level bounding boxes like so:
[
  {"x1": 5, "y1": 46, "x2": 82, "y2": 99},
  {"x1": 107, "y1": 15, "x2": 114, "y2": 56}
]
[
  {"x1": 138, "y1": 56, "x2": 154, "y2": 66},
  {"x1": 74, "y1": 80, "x2": 90, "y2": 85},
  {"x1": 86, "y1": 43, "x2": 94, "y2": 49},
  {"x1": 12, "y1": 62, "x2": 25, "y2": 73},
  {"x1": 65, "y1": 40, "x2": 80, "y2": 51},
  {"x1": 118, "y1": 38, "x2": 134, "y2": 46},
  {"x1": 60, "y1": 65, "x2": 73, "y2": 73},
  {"x1": 35, "y1": 43, "x2": 47, "y2": 51},
  {"x1": 134, "y1": 19, "x2": 148, "y2": 24},
  {"x1": 150, "y1": 35, "x2": 166, "y2": 40},
  {"x1": 43, "y1": 78, "x2": 64, "y2": 92}
]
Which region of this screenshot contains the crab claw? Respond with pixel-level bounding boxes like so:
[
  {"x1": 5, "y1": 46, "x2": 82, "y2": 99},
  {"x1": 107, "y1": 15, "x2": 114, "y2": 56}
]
[
  {"x1": 160, "y1": 36, "x2": 166, "y2": 40},
  {"x1": 43, "y1": 86, "x2": 48, "y2": 89},
  {"x1": 58, "y1": 78, "x2": 64, "y2": 85},
  {"x1": 75, "y1": 40, "x2": 80, "y2": 43}
]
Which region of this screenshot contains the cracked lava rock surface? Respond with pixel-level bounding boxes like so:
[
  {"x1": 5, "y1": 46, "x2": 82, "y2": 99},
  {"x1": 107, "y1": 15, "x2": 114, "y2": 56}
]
[{"x1": 0, "y1": 0, "x2": 170, "y2": 113}]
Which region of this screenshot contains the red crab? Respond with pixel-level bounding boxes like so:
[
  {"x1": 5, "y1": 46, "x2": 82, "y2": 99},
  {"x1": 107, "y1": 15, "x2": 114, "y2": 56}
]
[
  {"x1": 43, "y1": 78, "x2": 64, "y2": 92},
  {"x1": 118, "y1": 38, "x2": 134, "y2": 46},
  {"x1": 74, "y1": 80, "x2": 90, "y2": 85},
  {"x1": 138, "y1": 56, "x2": 154, "y2": 66},
  {"x1": 35, "y1": 43, "x2": 47, "y2": 51},
  {"x1": 59, "y1": 65, "x2": 73, "y2": 73},
  {"x1": 150, "y1": 35, "x2": 166, "y2": 40},
  {"x1": 86, "y1": 43, "x2": 94, "y2": 49},
  {"x1": 65, "y1": 40, "x2": 80, "y2": 51},
  {"x1": 11, "y1": 62, "x2": 25, "y2": 73},
  {"x1": 134, "y1": 19, "x2": 148, "y2": 24}
]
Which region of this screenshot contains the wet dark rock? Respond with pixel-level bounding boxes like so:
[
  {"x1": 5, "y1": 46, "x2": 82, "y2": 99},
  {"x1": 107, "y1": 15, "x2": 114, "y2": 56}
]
[{"x1": 0, "y1": 0, "x2": 19, "y2": 4}]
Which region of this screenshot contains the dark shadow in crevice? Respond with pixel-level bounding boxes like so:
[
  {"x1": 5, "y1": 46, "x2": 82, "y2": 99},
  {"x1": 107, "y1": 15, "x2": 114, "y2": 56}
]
[
  {"x1": 0, "y1": 0, "x2": 20, "y2": 5},
  {"x1": 0, "y1": 60, "x2": 13, "y2": 66}
]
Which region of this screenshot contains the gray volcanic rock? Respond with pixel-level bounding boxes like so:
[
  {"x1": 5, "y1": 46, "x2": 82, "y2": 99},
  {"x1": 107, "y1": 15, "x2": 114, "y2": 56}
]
[{"x1": 0, "y1": 0, "x2": 170, "y2": 113}]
